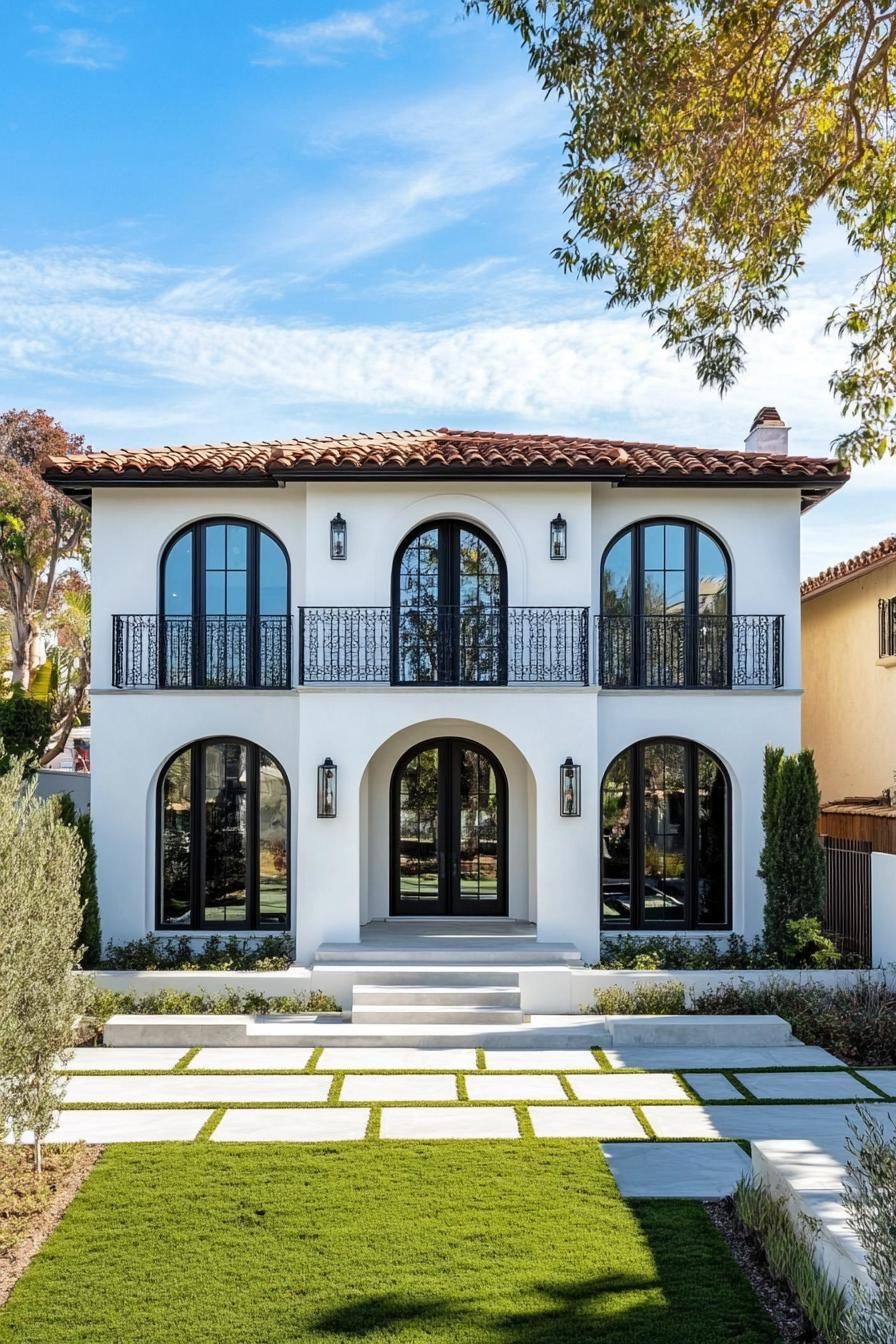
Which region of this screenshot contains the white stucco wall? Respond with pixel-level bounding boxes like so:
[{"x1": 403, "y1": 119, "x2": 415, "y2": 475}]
[{"x1": 89, "y1": 478, "x2": 804, "y2": 963}]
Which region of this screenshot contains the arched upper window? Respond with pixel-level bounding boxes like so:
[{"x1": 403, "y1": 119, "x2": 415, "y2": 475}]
[
  {"x1": 601, "y1": 738, "x2": 730, "y2": 930},
  {"x1": 391, "y1": 521, "x2": 507, "y2": 684},
  {"x1": 600, "y1": 519, "x2": 730, "y2": 687},
  {"x1": 158, "y1": 737, "x2": 289, "y2": 930},
  {"x1": 161, "y1": 519, "x2": 290, "y2": 688}
]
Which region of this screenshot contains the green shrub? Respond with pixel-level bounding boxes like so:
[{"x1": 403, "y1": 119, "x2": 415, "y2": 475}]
[
  {"x1": 52, "y1": 796, "x2": 102, "y2": 968},
  {"x1": 599, "y1": 932, "x2": 774, "y2": 970},
  {"x1": 586, "y1": 980, "x2": 686, "y2": 1015},
  {"x1": 0, "y1": 690, "x2": 52, "y2": 773},
  {"x1": 691, "y1": 975, "x2": 896, "y2": 1065},
  {"x1": 782, "y1": 916, "x2": 840, "y2": 970},
  {"x1": 733, "y1": 1175, "x2": 848, "y2": 1340},
  {"x1": 101, "y1": 932, "x2": 295, "y2": 971},
  {"x1": 842, "y1": 1107, "x2": 896, "y2": 1344},
  {"x1": 84, "y1": 985, "x2": 340, "y2": 1022},
  {"x1": 759, "y1": 746, "x2": 826, "y2": 959}
]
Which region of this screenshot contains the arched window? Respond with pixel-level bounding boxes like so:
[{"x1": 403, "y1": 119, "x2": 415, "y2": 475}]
[
  {"x1": 601, "y1": 738, "x2": 730, "y2": 929},
  {"x1": 158, "y1": 738, "x2": 289, "y2": 929},
  {"x1": 160, "y1": 519, "x2": 290, "y2": 688},
  {"x1": 600, "y1": 519, "x2": 730, "y2": 687},
  {"x1": 391, "y1": 521, "x2": 507, "y2": 684}
]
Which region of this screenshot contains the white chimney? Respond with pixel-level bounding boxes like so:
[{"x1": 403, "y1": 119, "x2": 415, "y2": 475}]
[{"x1": 744, "y1": 406, "x2": 789, "y2": 455}]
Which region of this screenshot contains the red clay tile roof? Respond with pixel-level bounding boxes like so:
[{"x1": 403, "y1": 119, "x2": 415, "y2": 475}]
[
  {"x1": 44, "y1": 427, "x2": 847, "y2": 506},
  {"x1": 801, "y1": 535, "x2": 896, "y2": 599}
]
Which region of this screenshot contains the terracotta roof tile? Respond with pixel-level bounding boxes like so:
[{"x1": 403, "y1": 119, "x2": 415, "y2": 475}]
[
  {"x1": 801, "y1": 535, "x2": 896, "y2": 598},
  {"x1": 43, "y1": 427, "x2": 847, "y2": 505}
]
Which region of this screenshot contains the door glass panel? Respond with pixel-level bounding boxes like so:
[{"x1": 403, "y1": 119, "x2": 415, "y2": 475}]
[
  {"x1": 642, "y1": 741, "x2": 686, "y2": 923},
  {"x1": 203, "y1": 741, "x2": 248, "y2": 924},
  {"x1": 397, "y1": 747, "x2": 440, "y2": 900},
  {"x1": 696, "y1": 749, "x2": 728, "y2": 924},
  {"x1": 642, "y1": 523, "x2": 686, "y2": 685},
  {"x1": 204, "y1": 523, "x2": 248, "y2": 686},
  {"x1": 160, "y1": 749, "x2": 192, "y2": 925},
  {"x1": 259, "y1": 533, "x2": 288, "y2": 615},
  {"x1": 458, "y1": 748, "x2": 499, "y2": 902},
  {"x1": 601, "y1": 751, "x2": 631, "y2": 924},
  {"x1": 397, "y1": 528, "x2": 440, "y2": 683},
  {"x1": 697, "y1": 530, "x2": 729, "y2": 687},
  {"x1": 458, "y1": 528, "x2": 502, "y2": 684},
  {"x1": 258, "y1": 751, "x2": 288, "y2": 926},
  {"x1": 162, "y1": 535, "x2": 193, "y2": 687}
]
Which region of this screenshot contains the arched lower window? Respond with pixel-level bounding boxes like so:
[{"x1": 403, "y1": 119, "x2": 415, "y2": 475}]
[
  {"x1": 161, "y1": 518, "x2": 290, "y2": 688},
  {"x1": 158, "y1": 738, "x2": 289, "y2": 930},
  {"x1": 601, "y1": 519, "x2": 730, "y2": 687},
  {"x1": 391, "y1": 521, "x2": 507, "y2": 685},
  {"x1": 601, "y1": 738, "x2": 729, "y2": 929}
]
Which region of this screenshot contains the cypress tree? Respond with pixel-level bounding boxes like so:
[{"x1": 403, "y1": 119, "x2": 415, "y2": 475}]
[
  {"x1": 760, "y1": 747, "x2": 825, "y2": 956},
  {"x1": 52, "y1": 794, "x2": 102, "y2": 967}
]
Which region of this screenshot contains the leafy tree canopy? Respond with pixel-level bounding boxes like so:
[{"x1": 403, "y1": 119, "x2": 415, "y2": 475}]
[{"x1": 467, "y1": 0, "x2": 896, "y2": 463}]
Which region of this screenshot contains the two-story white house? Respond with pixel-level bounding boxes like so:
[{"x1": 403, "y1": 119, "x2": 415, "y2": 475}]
[{"x1": 45, "y1": 410, "x2": 845, "y2": 967}]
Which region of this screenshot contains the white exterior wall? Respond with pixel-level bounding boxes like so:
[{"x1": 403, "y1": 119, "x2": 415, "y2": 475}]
[{"x1": 89, "y1": 477, "x2": 804, "y2": 964}]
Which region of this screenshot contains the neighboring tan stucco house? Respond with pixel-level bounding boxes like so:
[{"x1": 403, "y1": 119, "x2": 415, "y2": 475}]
[
  {"x1": 44, "y1": 410, "x2": 844, "y2": 966},
  {"x1": 802, "y1": 536, "x2": 896, "y2": 803}
]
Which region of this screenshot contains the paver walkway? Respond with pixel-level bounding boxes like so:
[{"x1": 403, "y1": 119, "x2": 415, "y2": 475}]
[{"x1": 13, "y1": 1044, "x2": 892, "y2": 1199}]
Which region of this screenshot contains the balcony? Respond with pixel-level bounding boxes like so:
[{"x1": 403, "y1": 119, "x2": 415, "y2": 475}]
[
  {"x1": 595, "y1": 614, "x2": 783, "y2": 689},
  {"x1": 299, "y1": 606, "x2": 589, "y2": 685},
  {"x1": 112, "y1": 615, "x2": 292, "y2": 689}
]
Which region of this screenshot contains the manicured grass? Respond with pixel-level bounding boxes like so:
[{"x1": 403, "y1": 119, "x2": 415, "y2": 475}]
[{"x1": 0, "y1": 1142, "x2": 778, "y2": 1344}]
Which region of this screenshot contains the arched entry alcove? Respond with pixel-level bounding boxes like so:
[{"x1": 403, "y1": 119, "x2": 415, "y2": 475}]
[{"x1": 359, "y1": 720, "x2": 535, "y2": 926}]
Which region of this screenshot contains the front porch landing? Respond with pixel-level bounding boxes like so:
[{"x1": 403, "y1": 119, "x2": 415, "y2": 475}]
[{"x1": 314, "y1": 919, "x2": 583, "y2": 965}]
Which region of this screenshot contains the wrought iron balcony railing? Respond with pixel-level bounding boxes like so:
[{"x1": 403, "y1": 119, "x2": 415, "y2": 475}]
[
  {"x1": 112, "y1": 615, "x2": 292, "y2": 689},
  {"x1": 300, "y1": 606, "x2": 590, "y2": 685},
  {"x1": 596, "y1": 614, "x2": 783, "y2": 689}
]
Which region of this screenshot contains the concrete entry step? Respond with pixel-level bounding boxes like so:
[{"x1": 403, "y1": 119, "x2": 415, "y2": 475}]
[
  {"x1": 352, "y1": 986, "x2": 522, "y2": 1008},
  {"x1": 314, "y1": 940, "x2": 583, "y2": 965},
  {"x1": 348, "y1": 969, "x2": 522, "y2": 987},
  {"x1": 352, "y1": 1006, "x2": 525, "y2": 1025}
]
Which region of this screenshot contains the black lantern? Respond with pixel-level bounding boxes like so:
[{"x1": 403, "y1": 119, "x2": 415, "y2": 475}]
[
  {"x1": 550, "y1": 514, "x2": 567, "y2": 560},
  {"x1": 317, "y1": 758, "x2": 337, "y2": 818},
  {"x1": 330, "y1": 513, "x2": 347, "y2": 560},
  {"x1": 560, "y1": 756, "x2": 581, "y2": 817}
]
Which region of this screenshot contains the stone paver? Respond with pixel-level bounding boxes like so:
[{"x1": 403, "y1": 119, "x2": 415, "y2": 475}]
[
  {"x1": 567, "y1": 1073, "x2": 688, "y2": 1102},
  {"x1": 604, "y1": 1045, "x2": 843, "y2": 1070},
  {"x1": 58, "y1": 1047, "x2": 188, "y2": 1072},
  {"x1": 735, "y1": 1071, "x2": 880, "y2": 1102},
  {"x1": 642, "y1": 1102, "x2": 896, "y2": 1142},
  {"x1": 189, "y1": 1048, "x2": 313, "y2": 1071},
  {"x1": 380, "y1": 1107, "x2": 519, "y2": 1140},
  {"x1": 318, "y1": 1048, "x2": 477, "y2": 1071},
  {"x1": 682, "y1": 1072, "x2": 744, "y2": 1101},
  {"x1": 212, "y1": 1108, "x2": 370, "y2": 1142},
  {"x1": 483, "y1": 1050, "x2": 602, "y2": 1071},
  {"x1": 7, "y1": 1110, "x2": 212, "y2": 1143},
  {"x1": 339, "y1": 1074, "x2": 457, "y2": 1102},
  {"x1": 855, "y1": 1070, "x2": 896, "y2": 1097},
  {"x1": 603, "y1": 1141, "x2": 752, "y2": 1197},
  {"x1": 64, "y1": 1075, "x2": 332, "y2": 1104},
  {"x1": 465, "y1": 1074, "x2": 566, "y2": 1101},
  {"x1": 529, "y1": 1106, "x2": 645, "y2": 1139}
]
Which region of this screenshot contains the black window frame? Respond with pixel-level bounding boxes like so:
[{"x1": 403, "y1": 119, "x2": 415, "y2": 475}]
[
  {"x1": 600, "y1": 736, "x2": 731, "y2": 931},
  {"x1": 156, "y1": 736, "x2": 291, "y2": 931},
  {"x1": 879, "y1": 597, "x2": 896, "y2": 659},
  {"x1": 600, "y1": 518, "x2": 732, "y2": 688},
  {"x1": 390, "y1": 520, "x2": 508, "y2": 686},
  {"x1": 158, "y1": 517, "x2": 291, "y2": 689}
]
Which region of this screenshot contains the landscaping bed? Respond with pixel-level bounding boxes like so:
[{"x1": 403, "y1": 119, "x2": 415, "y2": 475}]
[
  {"x1": 0, "y1": 1145, "x2": 100, "y2": 1309},
  {"x1": 0, "y1": 1142, "x2": 779, "y2": 1343}
]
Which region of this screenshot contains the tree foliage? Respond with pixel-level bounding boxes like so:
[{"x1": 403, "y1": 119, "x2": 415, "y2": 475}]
[
  {"x1": 0, "y1": 689, "x2": 52, "y2": 773},
  {"x1": 467, "y1": 0, "x2": 896, "y2": 462},
  {"x1": 0, "y1": 755, "x2": 85, "y2": 1172},
  {"x1": 758, "y1": 745, "x2": 826, "y2": 956},
  {"x1": 53, "y1": 792, "x2": 102, "y2": 969},
  {"x1": 0, "y1": 409, "x2": 90, "y2": 689},
  {"x1": 843, "y1": 1106, "x2": 896, "y2": 1343}
]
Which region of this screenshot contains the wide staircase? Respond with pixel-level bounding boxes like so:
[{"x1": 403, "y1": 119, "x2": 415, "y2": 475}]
[{"x1": 350, "y1": 970, "x2": 523, "y2": 1026}]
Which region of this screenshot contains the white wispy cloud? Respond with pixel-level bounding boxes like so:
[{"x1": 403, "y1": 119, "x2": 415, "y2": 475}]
[
  {"x1": 29, "y1": 26, "x2": 125, "y2": 69},
  {"x1": 254, "y1": 5, "x2": 422, "y2": 66}
]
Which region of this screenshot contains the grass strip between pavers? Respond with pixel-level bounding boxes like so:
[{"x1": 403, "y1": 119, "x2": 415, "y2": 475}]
[{"x1": 0, "y1": 1142, "x2": 780, "y2": 1344}]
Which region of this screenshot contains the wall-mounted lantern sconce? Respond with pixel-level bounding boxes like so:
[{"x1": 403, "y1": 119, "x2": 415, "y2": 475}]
[
  {"x1": 550, "y1": 514, "x2": 567, "y2": 560},
  {"x1": 330, "y1": 513, "x2": 347, "y2": 560},
  {"x1": 317, "y1": 758, "x2": 337, "y2": 818},
  {"x1": 560, "y1": 757, "x2": 581, "y2": 817}
]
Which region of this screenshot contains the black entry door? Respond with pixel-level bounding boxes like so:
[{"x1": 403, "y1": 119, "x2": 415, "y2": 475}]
[{"x1": 391, "y1": 738, "x2": 507, "y2": 916}]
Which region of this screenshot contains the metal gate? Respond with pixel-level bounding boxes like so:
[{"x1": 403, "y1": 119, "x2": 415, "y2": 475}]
[{"x1": 822, "y1": 836, "x2": 872, "y2": 963}]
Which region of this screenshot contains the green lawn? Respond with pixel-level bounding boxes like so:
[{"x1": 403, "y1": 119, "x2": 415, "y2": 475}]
[{"x1": 0, "y1": 1142, "x2": 777, "y2": 1344}]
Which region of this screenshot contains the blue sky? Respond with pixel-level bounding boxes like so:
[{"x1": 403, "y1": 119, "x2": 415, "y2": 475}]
[{"x1": 0, "y1": 0, "x2": 891, "y2": 575}]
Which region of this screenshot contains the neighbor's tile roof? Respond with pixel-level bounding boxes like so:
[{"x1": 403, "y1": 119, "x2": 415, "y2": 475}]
[
  {"x1": 801, "y1": 535, "x2": 896, "y2": 599},
  {"x1": 43, "y1": 427, "x2": 846, "y2": 500}
]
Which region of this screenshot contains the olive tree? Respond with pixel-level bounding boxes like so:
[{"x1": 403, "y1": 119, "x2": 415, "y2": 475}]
[
  {"x1": 843, "y1": 1107, "x2": 896, "y2": 1344},
  {"x1": 0, "y1": 756, "x2": 85, "y2": 1171}
]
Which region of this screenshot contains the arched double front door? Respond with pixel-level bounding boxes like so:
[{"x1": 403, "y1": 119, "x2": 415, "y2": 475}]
[{"x1": 391, "y1": 738, "x2": 507, "y2": 916}]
